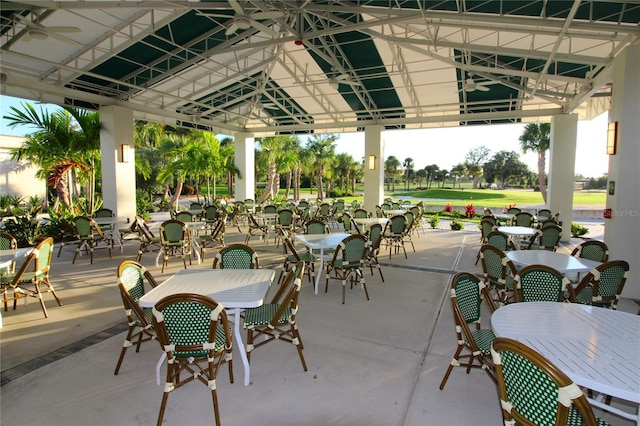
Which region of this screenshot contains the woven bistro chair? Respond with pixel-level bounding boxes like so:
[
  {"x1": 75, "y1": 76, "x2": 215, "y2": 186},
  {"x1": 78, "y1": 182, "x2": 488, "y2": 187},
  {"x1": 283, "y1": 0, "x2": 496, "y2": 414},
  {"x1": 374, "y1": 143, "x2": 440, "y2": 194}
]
[
  {"x1": 491, "y1": 337, "x2": 610, "y2": 426},
  {"x1": 152, "y1": 293, "x2": 233, "y2": 426},
  {"x1": 570, "y1": 240, "x2": 609, "y2": 263},
  {"x1": 567, "y1": 260, "x2": 629, "y2": 309},
  {"x1": 72, "y1": 216, "x2": 113, "y2": 264},
  {"x1": 114, "y1": 260, "x2": 158, "y2": 375},
  {"x1": 1, "y1": 237, "x2": 61, "y2": 318},
  {"x1": 513, "y1": 264, "x2": 570, "y2": 303},
  {"x1": 278, "y1": 231, "x2": 315, "y2": 285},
  {"x1": 212, "y1": 243, "x2": 259, "y2": 269},
  {"x1": 475, "y1": 219, "x2": 498, "y2": 265},
  {"x1": 512, "y1": 211, "x2": 535, "y2": 228},
  {"x1": 275, "y1": 208, "x2": 296, "y2": 246},
  {"x1": 525, "y1": 224, "x2": 562, "y2": 251},
  {"x1": 175, "y1": 211, "x2": 196, "y2": 223},
  {"x1": 159, "y1": 219, "x2": 191, "y2": 273},
  {"x1": 402, "y1": 211, "x2": 416, "y2": 253},
  {"x1": 479, "y1": 244, "x2": 517, "y2": 306},
  {"x1": 135, "y1": 216, "x2": 162, "y2": 262},
  {"x1": 305, "y1": 218, "x2": 329, "y2": 235},
  {"x1": 439, "y1": 272, "x2": 496, "y2": 390},
  {"x1": 198, "y1": 219, "x2": 225, "y2": 261},
  {"x1": 56, "y1": 218, "x2": 79, "y2": 257},
  {"x1": 382, "y1": 214, "x2": 408, "y2": 259},
  {"x1": 353, "y1": 208, "x2": 369, "y2": 219},
  {"x1": 93, "y1": 207, "x2": 115, "y2": 231},
  {"x1": 365, "y1": 223, "x2": 385, "y2": 282},
  {"x1": 244, "y1": 261, "x2": 307, "y2": 372},
  {"x1": 245, "y1": 213, "x2": 270, "y2": 246},
  {"x1": 325, "y1": 234, "x2": 369, "y2": 304}
]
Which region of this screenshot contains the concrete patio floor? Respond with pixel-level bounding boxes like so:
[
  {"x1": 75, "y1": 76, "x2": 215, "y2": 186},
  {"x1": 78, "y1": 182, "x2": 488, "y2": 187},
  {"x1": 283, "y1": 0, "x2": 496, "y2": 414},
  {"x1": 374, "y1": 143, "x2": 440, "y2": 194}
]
[{"x1": 1, "y1": 213, "x2": 636, "y2": 426}]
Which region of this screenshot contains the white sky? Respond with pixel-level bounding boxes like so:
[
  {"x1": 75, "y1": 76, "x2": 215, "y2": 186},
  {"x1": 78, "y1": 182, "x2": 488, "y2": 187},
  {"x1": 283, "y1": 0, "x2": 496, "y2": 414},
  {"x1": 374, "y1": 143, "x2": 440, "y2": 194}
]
[{"x1": 1, "y1": 95, "x2": 609, "y2": 178}]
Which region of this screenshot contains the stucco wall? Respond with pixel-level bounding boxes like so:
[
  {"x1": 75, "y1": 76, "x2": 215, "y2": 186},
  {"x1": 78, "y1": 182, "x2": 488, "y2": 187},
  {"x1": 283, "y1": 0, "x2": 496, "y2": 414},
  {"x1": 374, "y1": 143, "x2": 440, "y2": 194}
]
[{"x1": 0, "y1": 135, "x2": 47, "y2": 200}]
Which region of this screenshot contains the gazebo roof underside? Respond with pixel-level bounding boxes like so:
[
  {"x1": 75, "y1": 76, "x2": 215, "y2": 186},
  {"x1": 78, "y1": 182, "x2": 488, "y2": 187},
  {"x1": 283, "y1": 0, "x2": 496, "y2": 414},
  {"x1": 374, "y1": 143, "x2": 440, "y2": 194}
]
[{"x1": 1, "y1": 0, "x2": 639, "y2": 136}]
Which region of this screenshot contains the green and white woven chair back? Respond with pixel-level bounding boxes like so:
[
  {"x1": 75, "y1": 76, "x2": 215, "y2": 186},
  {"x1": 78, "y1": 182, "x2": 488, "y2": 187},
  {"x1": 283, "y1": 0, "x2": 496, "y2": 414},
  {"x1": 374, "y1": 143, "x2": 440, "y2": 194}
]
[
  {"x1": 74, "y1": 217, "x2": 93, "y2": 238},
  {"x1": 278, "y1": 209, "x2": 295, "y2": 226},
  {"x1": 404, "y1": 212, "x2": 414, "y2": 230},
  {"x1": 515, "y1": 266, "x2": 566, "y2": 302},
  {"x1": 375, "y1": 206, "x2": 384, "y2": 218},
  {"x1": 480, "y1": 220, "x2": 497, "y2": 238},
  {"x1": 120, "y1": 264, "x2": 146, "y2": 302},
  {"x1": 480, "y1": 246, "x2": 508, "y2": 284},
  {"x1": 176, "y1": 212, "x2": 194, "y2": 222},
  {"x1": 156, "y1": 300, "x2": 224, "y2": 356},
  {"x1": 537, "y1": 225, "x2": 561, "y2": 250},
  {"x1": 514, "y1": 212, "x2": 534, "y2": 227},
  {"x1": 94, "y1": 208, "x2": 114, "y2": 218},
  {"x1": 36, "y1": 238, "x2": 53, "y2": 273},
  {"x1": 507, "y1": 208, "x2": 521, "y2": 215},
  {"x1": 453, "y1": 274, "x2": 483, "y2": 324},
  {"x1": 341, "y1": 236, "x2": 366, "y2": 267},
  {"x1": 298, "y1": 200, "x2": 309, "y2": 209},
  {"x1": 389, "y1": 215, "x2": 406, "y2": 234},
  {"x1": 217, "y1": 246, "x2": 257, "y2": 269},
  {"x1": 486, "y1": 231, "x2": 510, "y2": 251},
  {"x1": 204, "y1": 206, "x2": 220, "y2": 221},
  {"x1": 368, "y1": 224, "x2": 383, "y2": 250},
  {"x1": 0, "y1": 233, "x2": 17, "y2": 250},
  {"x1": 537, "y1": 209, "x2": 553, "y2": 219},
  {"x1": 595, "y1": 261, "x2": 628, "y2": 302},
  {"x1": 305, "y1": 220, "x2": 327, "y2": 234},
  {"x1": 354, "y1": 209, "x2": 368, "y2": 219},
  {"x1": 578, "y1": 242, "x2": 608, "y2": 262},
  {"x1": 161, "y1": 221, "x2": 186, "y2": 243},
  {"x1": 319, "y1": 203, "x2": 331, "y2": 215},
  {"x1": 262, "y1": 205, "x2": 276, "y2": 214},
  {"x1": 481, "y1": 215, "x2": 498, "y2": 225},
  {"x1": 497, "y1": 349, "x2": 564, "y2": 425}
]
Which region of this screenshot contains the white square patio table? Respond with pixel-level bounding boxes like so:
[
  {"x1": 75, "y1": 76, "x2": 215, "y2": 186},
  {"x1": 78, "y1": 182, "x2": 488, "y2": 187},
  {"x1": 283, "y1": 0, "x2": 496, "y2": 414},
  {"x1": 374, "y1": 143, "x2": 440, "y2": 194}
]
[
  {"x1": 139, "y1": 268, "x2": 275, "y2": 386},
  {"x1": 498, "y1": 225, "x2": 538, "y2": 249},
  {"x1": 295, "y1": 233, "x2": 350, "y2": 294},
  {"x1": 154, "y1": 220, "x2": 208, "y2": 266},
  {"x1": 506, "y1": 250, "x2": 602, "y2": 274},
  {"x1": 492, "y1": 301, "x2": 640, "y2": 423},
  {"x1": 353, "y1": 217, "x2": 389, "y2": 233},
  {"x1": 0, "y1": 247, "x2": 32, "y2": 270}
]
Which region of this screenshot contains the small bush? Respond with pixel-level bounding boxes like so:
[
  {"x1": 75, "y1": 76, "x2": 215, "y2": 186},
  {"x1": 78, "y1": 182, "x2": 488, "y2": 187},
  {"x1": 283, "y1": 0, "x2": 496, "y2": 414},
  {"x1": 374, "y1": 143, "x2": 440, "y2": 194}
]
[
  {"x1": 429, "y1": 215, "x2": 440, "y2": 229},
  {"x1": 571, "y1": 222, "x2": 589, "y2": 238},
  {"x1": 450, "y1": 218, "x2": 464, "y2": 230}
]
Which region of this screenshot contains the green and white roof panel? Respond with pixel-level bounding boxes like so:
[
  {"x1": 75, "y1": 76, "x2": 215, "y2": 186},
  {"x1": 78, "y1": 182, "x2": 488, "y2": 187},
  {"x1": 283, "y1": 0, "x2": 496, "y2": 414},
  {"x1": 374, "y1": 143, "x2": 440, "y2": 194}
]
[{"x1": 1, "y1": 1, "x2": 639, "y2": 135}]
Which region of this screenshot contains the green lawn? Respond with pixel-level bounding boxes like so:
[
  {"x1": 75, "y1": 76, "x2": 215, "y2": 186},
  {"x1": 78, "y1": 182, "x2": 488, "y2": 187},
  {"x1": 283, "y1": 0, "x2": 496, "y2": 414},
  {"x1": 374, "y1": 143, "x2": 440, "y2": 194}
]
[{"x1": 202, "y1": 186, "x2": 605, "y2": 208}]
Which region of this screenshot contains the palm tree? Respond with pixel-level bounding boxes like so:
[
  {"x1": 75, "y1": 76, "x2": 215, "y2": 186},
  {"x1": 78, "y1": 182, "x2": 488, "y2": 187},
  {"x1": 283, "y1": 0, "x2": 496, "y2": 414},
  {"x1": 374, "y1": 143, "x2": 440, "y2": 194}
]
[
  {"x1": 305, "y1": 134, "x2": 337, "y2": 200},
  {"x1": 450, "y1": 163, "x2": 467, "y2": 189},
  {"x1": 424, "y1": 164, "x2": 439, "y2": 189},
  {"x1": 4, "y1": 102, "x2": 101, "y2": 211},
  {"x1": 256, "y1": 136, "x2": 293, "y2": 204},
  {"x1": 519, "y1": 123, "x2": 551, "y2": 202},
  {"x1": 403, "y1": 157, "x2": 414, "y2": 190},
  {"x1": 385, "y1": 156, "x2": 401, "y2": 192},
  {"x1": 156, "y1": 134, "x2": 189, "y2": 209}
]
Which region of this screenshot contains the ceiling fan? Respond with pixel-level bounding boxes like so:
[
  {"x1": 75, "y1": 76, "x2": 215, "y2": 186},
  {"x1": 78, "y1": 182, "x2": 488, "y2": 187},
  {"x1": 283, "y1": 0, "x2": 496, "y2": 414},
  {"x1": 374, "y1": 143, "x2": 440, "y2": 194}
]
[
  {"x1": 197, "y1": 0, "x2": 284, "y2": 36},
  {"x1": 460, "y1": 76, "x2": 490, "y2": 92},
  {"x1": 329, "y1": 72, "x2": 361, "y2": 89},
  {"x1": 16, "y1": 15, "x2": 80, "y2": 43}
]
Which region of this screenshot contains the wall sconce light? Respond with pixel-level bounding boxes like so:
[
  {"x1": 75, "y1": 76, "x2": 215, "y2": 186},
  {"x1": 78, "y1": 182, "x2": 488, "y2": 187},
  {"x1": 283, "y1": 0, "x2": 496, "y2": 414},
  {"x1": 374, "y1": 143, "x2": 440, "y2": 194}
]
[
  {"x1": 118, "y1": 144, "x2": 131, "y2": 163},
  {"x1": 367, "y1": 155, "x2": 376, "y2": 170},
  {"x1": 606, "y1": 121, "x2": 618, "y2": 155}
]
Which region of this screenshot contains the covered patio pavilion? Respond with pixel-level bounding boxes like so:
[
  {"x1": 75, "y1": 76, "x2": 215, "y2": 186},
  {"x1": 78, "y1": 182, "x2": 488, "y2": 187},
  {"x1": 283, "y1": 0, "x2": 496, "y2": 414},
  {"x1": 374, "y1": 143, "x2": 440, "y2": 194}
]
[
  {"x1": 1, "y1": 1, "x2": 638, "y2": 294},
  {"x1": 1, "y1": 212, "x2": 638, "y2": 425}
]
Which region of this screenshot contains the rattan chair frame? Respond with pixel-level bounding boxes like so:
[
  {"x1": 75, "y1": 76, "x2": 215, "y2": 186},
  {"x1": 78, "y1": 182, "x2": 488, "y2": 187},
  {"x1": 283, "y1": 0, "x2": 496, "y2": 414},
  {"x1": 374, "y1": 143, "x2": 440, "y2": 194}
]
[
  {"x1": 212, "y1": 243, "x2": 259, "y2": 269},
  {"x1": 491, "y1": 337, "x2": 605, "y2": 426},
  {"x1": 114, "y1": 260, "x2": 158, "y2": 375},
  {"x1": 152, "y1": 293, "x2": 233, "y2": 426},
  {"x1": 439, "y1": 272, "x2": 496, "y2": 390},
  {"x1": 567, "y1": 260, "x2": 629, "y2": 309}
]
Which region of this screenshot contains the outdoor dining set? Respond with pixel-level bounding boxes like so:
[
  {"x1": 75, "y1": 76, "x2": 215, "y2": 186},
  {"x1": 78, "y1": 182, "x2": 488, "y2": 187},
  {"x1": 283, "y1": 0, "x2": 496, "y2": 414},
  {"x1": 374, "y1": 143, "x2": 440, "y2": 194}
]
[{"x1": 1, "y1": 198, "x2": 637, "y2": 425}]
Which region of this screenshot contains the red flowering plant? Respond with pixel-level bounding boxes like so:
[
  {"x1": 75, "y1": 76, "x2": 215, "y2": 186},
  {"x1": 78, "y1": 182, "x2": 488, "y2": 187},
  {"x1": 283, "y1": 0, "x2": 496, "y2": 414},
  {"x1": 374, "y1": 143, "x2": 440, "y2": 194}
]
[
  {"x1": 444, "y1": 203, "x2": 453, "y2": 213},
  {"x1": 464, "y1": 204, "x2": 476, "y2": 218},
  {"x1": 502, "y1": 203, "x2": 517, "y2": 214}
]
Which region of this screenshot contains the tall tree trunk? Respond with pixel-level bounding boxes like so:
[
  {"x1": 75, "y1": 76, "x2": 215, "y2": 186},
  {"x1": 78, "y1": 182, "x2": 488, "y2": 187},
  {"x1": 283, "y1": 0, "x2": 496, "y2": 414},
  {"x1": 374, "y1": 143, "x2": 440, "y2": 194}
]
[
  {"x1": 285, "y1": 171, "x2": 292, "y2": 199},
  {"x1": 537, "y1": 152, "x2": 548, "y2": 203},
  {"x1": 170, "y1": 180, "x2": 183, "y2": 210},
  {"x1": 258, "y1": 161, "x2": 277, "y2": 204}
]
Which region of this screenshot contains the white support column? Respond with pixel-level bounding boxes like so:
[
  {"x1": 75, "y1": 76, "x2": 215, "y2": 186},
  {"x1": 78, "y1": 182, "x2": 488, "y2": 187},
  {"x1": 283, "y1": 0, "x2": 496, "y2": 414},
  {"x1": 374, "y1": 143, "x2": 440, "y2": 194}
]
[
  {"x1": 547, "y1": 113, "x2": 578, "y2": 242},
  {"x1": 363, "y1": 126, "x2": 385, "y2": 212},
  {"x1": 605, "y1": 44, "x2": 640, "y2": 299},
  {"x1": 234, "y1": 132, "x2": 255, "y2": 202},
  {"x1": 99, "y1": 105, "x2": 135, "y2": 221}
]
